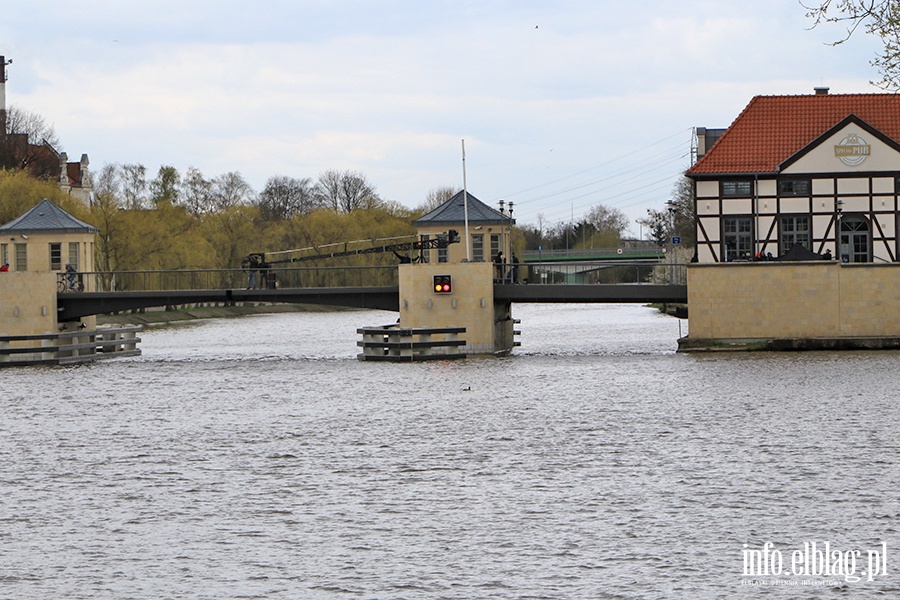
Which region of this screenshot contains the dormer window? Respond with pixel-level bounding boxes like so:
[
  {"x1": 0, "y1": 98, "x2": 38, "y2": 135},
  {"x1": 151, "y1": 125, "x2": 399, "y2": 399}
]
[{"x1": 721, "y1": 180, "x2": 752, "y2": 197}]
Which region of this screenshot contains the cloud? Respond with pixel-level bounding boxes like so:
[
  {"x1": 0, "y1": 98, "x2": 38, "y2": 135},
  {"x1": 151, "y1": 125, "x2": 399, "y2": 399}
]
[{"x1": 0, "y1": 0, "x2": 888, "y2": 225}]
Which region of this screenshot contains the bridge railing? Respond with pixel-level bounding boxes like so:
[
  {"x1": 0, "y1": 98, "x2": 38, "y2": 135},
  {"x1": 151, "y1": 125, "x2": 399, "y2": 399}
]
[
  {"x1": 58, "y1": 265, "x2": 400, "y2": 293},
  {"x1": 56, "y1": 261, "x2": 687, "y2": 293},
  {"x1": 516, "y1": 260, "x2": 687, "y2": 285},
  {"x1": 521, "y1": 245, "x2": 664, "y2": 261}
]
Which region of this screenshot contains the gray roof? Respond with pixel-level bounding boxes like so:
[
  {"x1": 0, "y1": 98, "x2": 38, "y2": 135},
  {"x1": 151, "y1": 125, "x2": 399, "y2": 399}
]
[
  {"x1": 0, "y1": 199, "x2": 99, "y2": 234},
  {"x1": 413, "y1": 190, "x2": 515, "y2": 226}
]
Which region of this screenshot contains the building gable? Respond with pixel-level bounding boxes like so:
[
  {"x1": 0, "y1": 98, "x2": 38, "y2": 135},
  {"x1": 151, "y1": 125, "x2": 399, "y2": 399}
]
[
  {"x1": 687, "y1": 93, "x2": 900, "y2": 177},
  {"x1": 781, "y1": 115, "x2": 900, "y2": 174}
]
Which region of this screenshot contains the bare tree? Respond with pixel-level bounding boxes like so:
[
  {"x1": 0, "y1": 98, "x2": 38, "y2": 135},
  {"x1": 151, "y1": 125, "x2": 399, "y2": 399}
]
[
  {"x1": 0, "y1": 105, "x2": 61, "y2": 177},
  {"x1": 418, "y1": 186, "x2": 457, "y2": 213},
  {"x1": 256, "y1": 175, "x2": 318, "y2": 220},
  {"x1": 180, "y1": 167, "x2": 213, "y2": 215},
  {"x1": 315, "y1": 169, "x2": 381, "y2": 212},
  {"x1": 210, "y1": 171, "x2": 254, "y2": 212},
  {"x1": 804, "y1": 0, "x2": 900, "y2": 89},
  {"x1": 584, "y1": 204, "x2": 629, "y2": 236},
  {"x1": 3, "y1": 105, "x2": 60, "y2": 147}
]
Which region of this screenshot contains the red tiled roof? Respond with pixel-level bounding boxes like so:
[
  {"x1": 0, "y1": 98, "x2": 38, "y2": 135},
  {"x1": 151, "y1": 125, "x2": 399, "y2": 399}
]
[{"x1": 687, "y1": 93, "x2": 900, "y2": 175}]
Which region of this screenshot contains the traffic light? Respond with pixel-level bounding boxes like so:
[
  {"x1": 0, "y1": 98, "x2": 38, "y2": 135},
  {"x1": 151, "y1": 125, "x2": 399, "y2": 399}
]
[{"x1": 433, "y1": 274, "x2": 452, "y2": 294}]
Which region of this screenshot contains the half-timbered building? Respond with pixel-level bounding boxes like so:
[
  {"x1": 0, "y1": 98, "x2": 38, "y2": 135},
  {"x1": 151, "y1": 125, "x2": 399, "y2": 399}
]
[{"x1": 687, "y1": 89, "x2": 900, "y2": 263}]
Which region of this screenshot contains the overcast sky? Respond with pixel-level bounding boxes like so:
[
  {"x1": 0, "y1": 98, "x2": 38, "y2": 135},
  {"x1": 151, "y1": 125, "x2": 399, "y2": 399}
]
[{"x1": 0, "y1": 0, "x2": 884, "y2": 235}]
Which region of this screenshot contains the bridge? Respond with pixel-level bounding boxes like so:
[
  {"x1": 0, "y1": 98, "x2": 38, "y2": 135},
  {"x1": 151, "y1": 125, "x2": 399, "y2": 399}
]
[
  {"x1": 521, "y1": 245, "x2": 666, "y2": 263},
  {"x1": 56, "y1": 261, "x2": 687, "y2": 321}
]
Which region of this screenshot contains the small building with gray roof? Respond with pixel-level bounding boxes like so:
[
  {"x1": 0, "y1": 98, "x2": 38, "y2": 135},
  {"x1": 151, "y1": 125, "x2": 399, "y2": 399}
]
[{"x1": 412, "y1": 190, "x2": 515, "y2": 265}]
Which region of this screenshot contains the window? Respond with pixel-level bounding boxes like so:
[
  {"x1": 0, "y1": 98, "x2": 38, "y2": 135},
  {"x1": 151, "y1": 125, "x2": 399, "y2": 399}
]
[
  {"x1": 50, "y1": 243, "x2": 62, "y2": 271},
  {"x1": 722, "y1": 180, "x2": 752, "y2": 197},
  {"x1": 0, "y1": 243, "x2": 6, "y2": 266},
  {"x1": 472, "y1": 234, "x2": 484, "y2": 262},
  {"x1": 780, "y1": 216, "x2": 810, "y2": 255},
  {"x1": 722, "y1": 217, "x2": 752, "y2": 261},
  {"x1": 68, "y1": 242, "x2": 80, "y2": 271},
  {"x1": 438, "y1": 246, "x2": 448, "y2": 263},
  {"x1": 778, "y1": 179, "x2": 811, "y2": 196},
  {"x1": 419, "y1": 235, "x2": 430, "y2": 263},
  {"x1": 14, "y1": 243, "x2": 27, "y2": 271},
  {"x1": 490, "y1": 234, "x2": 500, "y2": 261}
]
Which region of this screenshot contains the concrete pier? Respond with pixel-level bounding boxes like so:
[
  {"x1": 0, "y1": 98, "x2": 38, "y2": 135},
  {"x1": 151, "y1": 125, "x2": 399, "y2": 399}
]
[{"x1": 680, "y1": 261, "x2": 900, "y2": 351}]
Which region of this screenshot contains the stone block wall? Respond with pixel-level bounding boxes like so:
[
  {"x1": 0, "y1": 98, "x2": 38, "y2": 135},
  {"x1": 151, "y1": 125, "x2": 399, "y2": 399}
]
[{"x1": 687, "y1": 262, "x2": 900, "y2": 341}]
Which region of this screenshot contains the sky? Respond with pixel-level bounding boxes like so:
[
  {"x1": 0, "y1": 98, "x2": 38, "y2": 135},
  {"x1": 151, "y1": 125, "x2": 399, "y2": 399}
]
[{"x1": 0, "y1": 0, "x2": 886, "y2": 236}]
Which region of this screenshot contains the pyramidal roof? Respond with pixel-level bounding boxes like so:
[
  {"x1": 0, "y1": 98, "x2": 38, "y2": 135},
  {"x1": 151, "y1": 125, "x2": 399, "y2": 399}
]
[
  {"x1": 413, "y1": 190, "x2": 515, "y2": 226},
  {"x1": 0, "y1": 199, "x2": 99, "y2": 234},
  {"x1": 687, "y1": 93, "x2": 900, "y2": 175}
]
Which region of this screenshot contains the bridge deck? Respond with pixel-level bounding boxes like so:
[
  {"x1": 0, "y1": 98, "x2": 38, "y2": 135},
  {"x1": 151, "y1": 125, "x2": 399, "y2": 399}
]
[
  {"x1": 58, "y1": 284, "x2": 686, "y2": 321},
  {"x1": 493, "y1": 284, "x2": 687, "y2": 303}
]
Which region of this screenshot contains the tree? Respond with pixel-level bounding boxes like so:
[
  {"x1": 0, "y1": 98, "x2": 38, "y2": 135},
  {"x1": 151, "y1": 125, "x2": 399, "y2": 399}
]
[
  {"x1": 669, "y1": 175, "x2": 696, "y2": 248},
  {"x1": 640, "y1": 176, "x2": 696, "y2": 248},
  {"x1": 315, "y1": 169, "x2": 381, "y2": 212},
  {"x1": 641, "y1": 209, "x2": 670, "y2": 247},
  {"x1": 210, "y1": 171, "x2": 254, "y2": 212},
  {"x1": 519, "y1": 224, "x2": 544, "y2": 250},
  {"x1": 181, "y1": 166, "x2": 213, "y2": 215},
  {"x1": 0, "y1": 169, "x2": 82, "y2": 225},
  {"x1": 804, "y1": 0, "x2": 900, "y2": 89},
  {"x1": 256, "y1": 175, "x2": 318, "y2": 220},
  {"x1": 584, "y1": 204, "x2": 628, "y2": 237},
  {"x1": 92, "y1": 163, "x2": 125, "y2": 275},
  {"x1": 149, "y1": 165, "x2": 181, "y2": 206},
  {"x1": 0, "y1": 105, "x2": 61, "y2": 178},
  {"x1": 121, "y1": 163, "x2": 148, "y2": 210},
  {"x1": 418, "y1": 186, "x2": 457, "y2": 213}
]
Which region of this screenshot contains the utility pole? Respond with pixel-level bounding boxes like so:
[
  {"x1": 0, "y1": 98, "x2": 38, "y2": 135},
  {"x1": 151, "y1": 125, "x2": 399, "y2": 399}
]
[{"x1": 0, "y1": 56, "x2": 11, "y2": 137}]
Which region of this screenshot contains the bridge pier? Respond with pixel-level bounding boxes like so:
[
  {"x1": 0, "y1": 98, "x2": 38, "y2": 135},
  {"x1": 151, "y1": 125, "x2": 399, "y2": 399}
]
[
  {"x1": 0, "y1": 272, "x2": 139, "y2": 367},
  {"x1": 396, "y1": 262, "x2": 515, "y2": 356},
  {"x1": 680, "y1": 262, "x2": 900, "y2": 351}
]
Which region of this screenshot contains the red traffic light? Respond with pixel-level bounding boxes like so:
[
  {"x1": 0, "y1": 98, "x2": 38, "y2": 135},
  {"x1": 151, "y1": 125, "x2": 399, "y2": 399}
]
[{"x1": 433, "y1": 275, "x2": 452, "y2": 294}]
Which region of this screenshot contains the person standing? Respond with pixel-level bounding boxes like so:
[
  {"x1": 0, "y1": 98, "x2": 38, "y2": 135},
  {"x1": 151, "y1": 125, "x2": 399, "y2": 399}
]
[
  {"x1": 0, "y1": 262, "x2": 8, "y2": 272},
  {"x1": 494, "y1": 251, "x2": 504, "y2": 282}
]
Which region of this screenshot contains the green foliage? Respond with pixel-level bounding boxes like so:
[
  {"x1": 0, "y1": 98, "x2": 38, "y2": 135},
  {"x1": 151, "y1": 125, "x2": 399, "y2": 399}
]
[
  {"x1": 0, "y1": 163, "x2": 432, "y2": 282},
  {"x1": 0, "y1": 169, "x2": 90, "y2": 224},
  {"x1": 804, "y1": 0, "x2": 900, "y2": 89}
]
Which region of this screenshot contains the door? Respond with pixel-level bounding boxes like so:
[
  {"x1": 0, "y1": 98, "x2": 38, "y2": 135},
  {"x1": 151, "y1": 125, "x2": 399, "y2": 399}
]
[{"x1": 839, "y1": 216, "x2": 870, "y2": 263}]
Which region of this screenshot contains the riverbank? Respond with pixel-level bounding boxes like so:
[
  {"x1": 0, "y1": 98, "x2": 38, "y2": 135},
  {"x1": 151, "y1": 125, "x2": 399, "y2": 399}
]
[{"x1": 97, "y1": 303, "x2": 357, "y2": 327}]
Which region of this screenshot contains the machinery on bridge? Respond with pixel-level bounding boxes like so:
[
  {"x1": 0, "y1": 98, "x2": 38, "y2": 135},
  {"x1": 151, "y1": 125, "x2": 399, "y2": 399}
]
[{"x1": 241, "y1": 230, "x2": 460, "y2": 288}]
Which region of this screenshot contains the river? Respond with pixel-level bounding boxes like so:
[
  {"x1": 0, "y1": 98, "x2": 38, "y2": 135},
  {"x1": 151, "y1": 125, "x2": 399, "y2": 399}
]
[{"x1": 1, "y1": 304, "x2": 898, "y2": 599}]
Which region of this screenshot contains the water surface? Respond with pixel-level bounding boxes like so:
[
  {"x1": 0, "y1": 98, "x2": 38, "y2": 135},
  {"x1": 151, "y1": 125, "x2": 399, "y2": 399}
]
[{"x1": 1, "y1": 304, "x2": 898, "y2": 598}]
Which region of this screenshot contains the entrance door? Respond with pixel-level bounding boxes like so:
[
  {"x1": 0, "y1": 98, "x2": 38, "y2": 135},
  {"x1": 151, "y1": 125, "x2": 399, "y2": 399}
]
[{"x1": 839, "y1": 216, "x2": 870, "y2": 263}]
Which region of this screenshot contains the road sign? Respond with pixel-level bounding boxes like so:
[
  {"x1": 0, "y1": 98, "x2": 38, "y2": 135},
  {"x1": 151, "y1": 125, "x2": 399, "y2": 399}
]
[{"x1": 672, "y1": 236, "x2": 681, "y2": 245}]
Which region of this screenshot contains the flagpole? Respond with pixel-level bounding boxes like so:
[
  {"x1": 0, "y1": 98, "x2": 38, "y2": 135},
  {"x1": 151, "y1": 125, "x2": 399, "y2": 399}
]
[{"x1": 462, "y1": 139, "x2": 471, "y2": 262}]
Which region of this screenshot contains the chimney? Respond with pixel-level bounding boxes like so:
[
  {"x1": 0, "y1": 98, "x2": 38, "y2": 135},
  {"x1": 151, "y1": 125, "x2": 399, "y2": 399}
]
[{"x1": 814, "y1": 86, "x2": 830, "y2": 95}]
